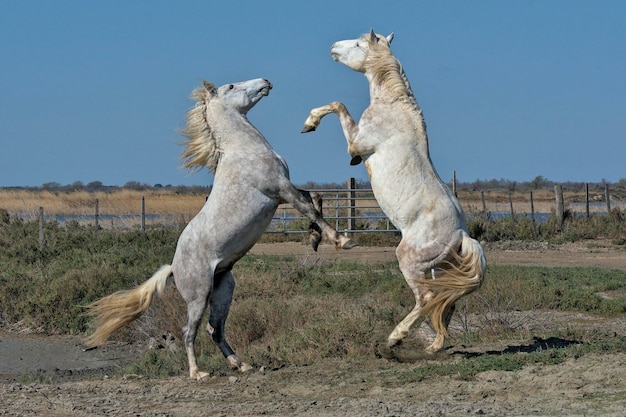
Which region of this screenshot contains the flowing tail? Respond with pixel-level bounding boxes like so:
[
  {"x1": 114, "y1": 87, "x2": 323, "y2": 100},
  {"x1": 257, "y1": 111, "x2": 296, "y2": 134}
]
[
  {"x1": 84, "y1": 265, "x2": 173, "y2": 347},
  {"x1": 418, "y1": 232, "x2": 486, "y2": 337}
]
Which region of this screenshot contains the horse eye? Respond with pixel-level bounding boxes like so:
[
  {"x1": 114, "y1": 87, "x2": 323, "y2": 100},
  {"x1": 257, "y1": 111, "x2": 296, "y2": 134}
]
[{"x1": 228, "y1": 84, "x2": 234, "y2": 90}]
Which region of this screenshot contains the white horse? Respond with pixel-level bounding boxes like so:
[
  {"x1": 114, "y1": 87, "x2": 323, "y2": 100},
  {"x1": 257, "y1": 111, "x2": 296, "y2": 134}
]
[
  {"x1": 86, "y1": 78, "x2": 356, "y2": 380},
  {"x1": 302, "y1": 31, "x2": 486, "y2": 353}
]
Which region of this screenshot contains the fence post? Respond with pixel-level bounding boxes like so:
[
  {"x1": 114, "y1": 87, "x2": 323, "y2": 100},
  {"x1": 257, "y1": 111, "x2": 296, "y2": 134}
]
[
  {"x1": 555, "y1": 185, "x2": 564, "y2": 232},
  {"x1": 605, "y1": 183, "x2": 611, "y2": 214},
  {"x1": 452, "y1": 170, "x2": 457, "y2": 197},
  {"x1": 39, "y1": 206, "x2": 45, "y2": 250},
  {"x1": 480, "y1": 190, "x2": 490, "y2": 235},
  {"x1": 585, "y1": 183, "x2": 590, "y2": 219},
  {"x1": 347, "y1": 177, "x2": 356, "y2": 234},
  {"x1": 508, "y1": 191, "x2": 516, "y2": 236},
  {"x1": 94, "y1": 199, "x2": 100, "y2": 232},
  {"x1": 141, "y1": 196, "x2": 146, "y2": 232},
  {"x1": 530, "y1": 190, "x2": 537, "y2": 239}
]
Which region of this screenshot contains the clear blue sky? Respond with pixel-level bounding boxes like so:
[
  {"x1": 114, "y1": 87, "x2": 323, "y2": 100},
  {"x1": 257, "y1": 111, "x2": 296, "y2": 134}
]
[{"x1": 1, "y1": 1, "x2": 625, "y2": 187}]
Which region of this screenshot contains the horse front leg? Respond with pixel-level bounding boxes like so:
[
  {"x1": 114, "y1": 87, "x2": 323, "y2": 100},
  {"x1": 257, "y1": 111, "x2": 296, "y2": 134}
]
[
  {"x1": 282, "y1": 185, "x2": 357, "y2": 250},
  {"x1": 299, "y1": 190, "x2": 323, "y2": 251},
  {"x1": 302, "y1": 101, "x2": 364, "y2": 164}
]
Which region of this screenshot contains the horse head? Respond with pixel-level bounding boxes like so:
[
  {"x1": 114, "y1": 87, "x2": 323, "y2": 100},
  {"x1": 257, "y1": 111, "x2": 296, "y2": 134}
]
[
  {"x1": 212, "y1": 78, "x2": 272, "y2": 114},
  {"x1": 180, "y1": 79, "x2": 271, "y2": 173},
  {"x1": 330, "y1": 30, "x2": 394, "y2": 73}
]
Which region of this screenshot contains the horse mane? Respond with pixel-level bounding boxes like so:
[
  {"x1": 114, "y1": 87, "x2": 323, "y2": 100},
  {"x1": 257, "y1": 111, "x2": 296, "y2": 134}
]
[
  {"x1": 364, "y1": 33, "x2": 427, "y2": 133},
  {"x1": 364, "y1": 35, "x2": 419, "y2": 107},
  {"x1": 179, "y1": 81, "x2": 221, "y2": 173}
]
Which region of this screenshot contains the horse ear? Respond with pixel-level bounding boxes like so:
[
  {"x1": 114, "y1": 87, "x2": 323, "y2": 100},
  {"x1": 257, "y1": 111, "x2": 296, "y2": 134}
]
[
  {"x1": 202, "y1": 80, "x2": 216, "y2": 95},
  {"x1": 386, "y1": 33, "x2": 394, "y2": 44},
  {"x1": 369, "y1": 29, "x2": 378, "y2": 43}
]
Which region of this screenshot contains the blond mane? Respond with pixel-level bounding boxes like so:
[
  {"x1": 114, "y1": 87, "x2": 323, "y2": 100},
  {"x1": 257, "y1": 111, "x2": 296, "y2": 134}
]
[
  {"x1": 364, "y1": 34, "x2": 426, "y2": 133},
  {"x1": 179, "y1": 82, "x2": 221, "y2": 173},
  {"x1": 364, "y1": 34, "x2": 419, "y2": 109}
]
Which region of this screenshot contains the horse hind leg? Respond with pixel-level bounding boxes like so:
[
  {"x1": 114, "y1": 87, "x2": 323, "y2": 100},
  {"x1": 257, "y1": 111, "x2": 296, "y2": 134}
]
[
  {"x1": 208, "y1": 271, "x2": 252, "y2": 373},
  {"x1": 387, "y1": 274, "x2": 435, "y2": 348},
  {"x1": 182, "y1": 290, "x2": 211, "y2": 380},
  {"x1": 426, "y1": 303, "x2": 456, "y2": 353}
]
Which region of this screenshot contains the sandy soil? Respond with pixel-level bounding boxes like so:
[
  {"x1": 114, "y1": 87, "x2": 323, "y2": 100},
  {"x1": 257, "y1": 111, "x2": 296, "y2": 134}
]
[{"x1": 1, "y1": 240, "x2": 625, "y2": 416}]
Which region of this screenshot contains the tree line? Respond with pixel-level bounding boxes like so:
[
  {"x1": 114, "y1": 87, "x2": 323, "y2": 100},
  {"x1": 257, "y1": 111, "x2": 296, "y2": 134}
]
[{"x1": 2, "y1": 176, "x2": 626, "y2": 195}]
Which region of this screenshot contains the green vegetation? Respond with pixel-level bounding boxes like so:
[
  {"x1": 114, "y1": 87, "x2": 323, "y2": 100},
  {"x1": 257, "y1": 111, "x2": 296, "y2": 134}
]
[
  {"x1": 466, "y1": 207, "x2": 626, "y2": 243},
  {"x1": 396, "y1": 335, "x2": 626, "y2": 383},
  {"x1": 0, "y1": 219, "x2": 179, "y2": 333},
  {"x1": 0, "y1": 219, "x2": 624, "y2": 381}
]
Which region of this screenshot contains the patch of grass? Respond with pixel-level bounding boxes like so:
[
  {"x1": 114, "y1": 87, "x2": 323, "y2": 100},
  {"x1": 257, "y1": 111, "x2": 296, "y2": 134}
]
[
  {"x1": 396, "y1": 335, "x2": 626, "y2": 383},
  {"x1": 0, "y1": 221, "x2": 178, "y2": 333},
  {"x1": 459, "y1": 265, "x2": 626, "y2": 318},
  {"x1": 0, "y1": 219, "x2": 624, "y2": 380},
  {"x1": 466, "y1": 210, "x2": 626, "y2": 243}
]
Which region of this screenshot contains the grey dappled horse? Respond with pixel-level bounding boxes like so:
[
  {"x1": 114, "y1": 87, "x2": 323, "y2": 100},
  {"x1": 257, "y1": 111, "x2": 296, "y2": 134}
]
[{"x1": 86, "y1": 78, "x2": 355, "y2": 380}]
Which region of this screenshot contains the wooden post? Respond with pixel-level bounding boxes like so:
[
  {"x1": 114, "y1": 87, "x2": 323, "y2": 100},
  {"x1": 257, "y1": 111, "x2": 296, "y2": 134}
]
[
  {"x1": 481, "y1": 190, "x2": 489, "y2": 221},
  {"x1": 555, "y1": 185, "x2": 564, "y2": 231},
  {"x1": 530, "y1": 190, "x2": 537, "y2": 239},
  {"x1": 38, "y1": 207, "x2": 45, "y2": 250},
  {"x1": 508, "y1": 191, "x2": 516, "y2": 236},
  {"x1": 605, "y1": 183, "x2": 611, "y2": 214},
  {"x1": 95, "y1": 199, "x2": 100, "y2": 232},
  {"x1": 141, "y1": 196, "x2": 146, "y2": 232},
  {"x1": 585, "y1": 183, "x2": 590, "y2": 219},
  {"x1": 452, "y1": 170, "x2": 457, "y2": 197},
  {"x1": 347, "y1": 177, "x2": 356, "y2": 234},
  {"x1": 480, "y1": 190, "x2": 490, "y2": 235}
]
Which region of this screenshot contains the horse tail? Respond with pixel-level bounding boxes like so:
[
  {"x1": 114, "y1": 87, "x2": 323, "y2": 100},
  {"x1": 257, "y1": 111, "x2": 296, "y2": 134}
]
[
  {"x1": 418, "y1": 232, "x2": 486, "y2": 337},
  {"x1": 84, "y1": 264, "x2": 173, "y2": 347}
]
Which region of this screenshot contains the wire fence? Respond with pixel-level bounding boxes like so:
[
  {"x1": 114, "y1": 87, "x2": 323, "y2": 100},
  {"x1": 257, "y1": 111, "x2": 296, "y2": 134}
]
[{"x1": 22, "y1": 181, "x2": 624, "y2": 239}]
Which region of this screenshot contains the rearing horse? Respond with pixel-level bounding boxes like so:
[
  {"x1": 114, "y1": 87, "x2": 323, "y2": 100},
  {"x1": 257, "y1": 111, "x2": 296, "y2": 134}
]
[
  {"x1": 86, "y1": 78, "x2": 356, "y2": 380},
  {"x1": 302, "y1": 31, "x2": 485, "y2": 353}
]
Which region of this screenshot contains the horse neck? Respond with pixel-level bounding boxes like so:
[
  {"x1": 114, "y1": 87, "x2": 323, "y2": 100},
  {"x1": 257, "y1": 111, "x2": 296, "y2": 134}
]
[
  {"x1": 208, "y1": 105, "x2": 267, "y2": 149},
  {"x1": 367, "y1": 68, "x2": 429, "y2": 146},
  {"x1": 365, "y1": 60, "x2": 438, "y2": 176},
  {"x1": 366, "y1": 55, "x2": 425, "y2": 123}
]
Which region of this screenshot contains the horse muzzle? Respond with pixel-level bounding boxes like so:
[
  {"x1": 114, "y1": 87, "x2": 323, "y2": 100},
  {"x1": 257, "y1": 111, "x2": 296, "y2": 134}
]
[{"x1": 260, "y1": 81, "x2": 272, "y2": 96}]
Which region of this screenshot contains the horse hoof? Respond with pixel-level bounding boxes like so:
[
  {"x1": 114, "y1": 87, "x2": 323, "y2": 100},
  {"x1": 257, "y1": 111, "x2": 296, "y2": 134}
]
[
  {"x1": 425, "y1": 343, "x2": 444, "y2": 354},
  {"x1": 341, "y1": 239, "x2": 358, "y2": 250},
  {"x1": 387, "y1": 338, "x2": 402, "y2": 348},
  {"x1": 309, "y1": 230, "x2": 322, "y2": 252},
  {"x1": 239, "y1": 362, "x2": 253, "y2": 373},
  {"x1": 301, "y1": 124, "x2": 316, "y2": 133},
  {"x1": 350, "y1": 155, "x2": 363, "y2": 165},
  {"x1": 192, "y1": 371, "x2": 210, "y2": 381},
  {"x1": 338, "y1": 235, "x2": 358, "y2": 250}
]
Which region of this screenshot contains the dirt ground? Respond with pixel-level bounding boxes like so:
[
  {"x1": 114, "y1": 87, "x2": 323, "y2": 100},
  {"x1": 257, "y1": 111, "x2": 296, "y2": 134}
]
[{"x1": 1, "y1": 240, "x2": 625, "y2": 416}]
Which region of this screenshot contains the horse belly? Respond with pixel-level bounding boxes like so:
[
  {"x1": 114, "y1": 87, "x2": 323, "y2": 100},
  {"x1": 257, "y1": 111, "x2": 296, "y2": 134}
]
[
  {"x1": 366, "y1": 153, "x2": 463, "y2": 232},
  {"x1": 172, "y1": 190, "x2": 278, "y2": 275}
]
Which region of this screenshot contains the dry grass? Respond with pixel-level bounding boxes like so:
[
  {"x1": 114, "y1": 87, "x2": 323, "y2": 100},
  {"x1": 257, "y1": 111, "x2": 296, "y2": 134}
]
[
  {"x1": 0, "y1": 189, "x2": 207, "y2": 227},
  {"x1": 457, "y1": 188, "x2": 621, "y2": 215},
  {"x1": 0, "y1": 189, "x2": 206, "y2": 217},
  {"x1": 1, "y1": 188, "x2": 622, "y2": 230}
]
